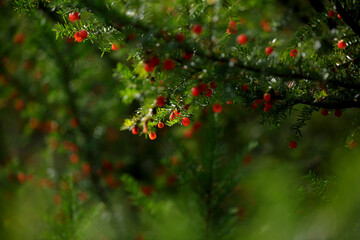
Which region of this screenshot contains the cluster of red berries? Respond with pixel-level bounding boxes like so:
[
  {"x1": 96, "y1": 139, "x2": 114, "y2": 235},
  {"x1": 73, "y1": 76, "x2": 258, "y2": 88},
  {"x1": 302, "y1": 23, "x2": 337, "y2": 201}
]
[
  {"x1": 252, "y1": 93, "x2": 274, "y2": 112},
  {"x1": 144, "y1": 55, "x2": 175, "y2": 72},
  {"x1": 191, "y1": 82, "x2": 216, "y2": 97},
  {"x1": 227, "y1": 21, "x2": 237, "y2": 34},
  {"x1": 74, "y1": 30, "x2": 88, "y2": 42},
  {"x1": 321, "y1": 109, "x2": 342, "y2": 117}
]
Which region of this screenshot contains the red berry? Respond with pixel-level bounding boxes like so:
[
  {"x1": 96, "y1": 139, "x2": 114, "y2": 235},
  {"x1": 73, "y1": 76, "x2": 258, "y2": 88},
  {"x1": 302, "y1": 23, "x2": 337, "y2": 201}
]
[
  {"x1": 338, "y1": 40, "x2": 346, "y2": 49},
  {"x1": 182, "y1": 117, "x2": 190, "y2": 126},
  {"x1": 237, "y1": 34, "x2": 248, "y2": 45},
  {"x1": 228, "y1": 20, "x2": 237, "y2": 29},
  {"x1": 144, "y1": 63, "x2": 155, "y2": 72},
  {"x1": 132, "y1": 126, "x2": 139, "y2": 135},
  {"x1": 199, "y1": 83, "x2": 207, "y2": 92},
  {"x1": 263, "y1": 93, "x2": 271, "y2": 102},
  {"x1": 176, "y1": 33, "x2": 184, "y2": 42},
  {"x1": 350, "y1": 140, "x2": 358, "y2": 149},
  {"x1": 242, "y1": 84, "x2": 248, "y2": 92},
  {"x1": 192, "y1": 24, "x2": 203, "y2": 35},
  {"x1": 149, "y1": 55, "x2": 160, "y2": 66},
  {"x1": 252, "y1": 103, "x2": 258, "y2": 109},
  {"x1": 70, "y1": 118, "x2": 78, "y2": 128},
  {"x1": 265, "y1": 47, "x2": 273, "y2": 55},
  {"x1": 82, "y1": 162, "x2": 91, "y2": 175},
  {"x1": 334, "y1": 109, "x2": 342, "y2": 117},
  {"x1": 321, "y1": 109, "x2": 329, "y2": 116},
  {"x1": 290, "y1": 49, "x2": 298, "y2": 57},
  {"x1": 226, "y1": 101, "x2": 233, "y2": 104},
  {"x1": 183, "y1": 52, "x2": 193, "y2": 60},
  {"x1": 205, "y1": 88, "x2": 213, "y2": 97},
  {"x1": 74, "y1": 32, "x2": 82, "y2": 42},
  {"x1": 328, "y1": 10, "x2": 335, "y2": 18},
  {"x1": 289, "y1": 141, "x2": 297, "y2": 149},
  {"x1": 191, "y1": 87, "x2": 201, "y2": 97},
  {"x1": 79, "y1": 30, "x2": 88, "y2": 39},
  {"x1": 17, "y1": 172, "x2": 26, "y2": 183},
  {"x1": 112, "y1": 43, "x2": 120, "y2": 51},
  {"x1": 69, "y1": 12, "x2": 80, "y2": 21},
  {"x1": 212, "y1": 103, "x2": 222, "y2": 113},
  {"x1": 210, "y1": 81, "x2": 217, "y2": 89},
  {"x1": 70, "y1": 154, "x2": 79, "y2": 164},
  {"x1": 13, "y1": 33, "x2": 25, "y2": 44},
  {"x1": 149, "y1": 132, "x2": 157, "y2": 140},
  {"x1": 163, "y1": 59, "x2": 175, "y2": 70},
  {"x1": 158, "y1": 122, "x2": 164, "y2": 128},
  {"x1": 264, "y1": 102, "x2": 272, "y2": 112},
  {"x1": 157, "y1": 96, "x2": 166, "y2": 107},
  {"x1": 141, "y1": 186, "x2": 154, "y2": 196},
  {"x1": 337, "y1": 14, "x2": 341, "y2": 19}
]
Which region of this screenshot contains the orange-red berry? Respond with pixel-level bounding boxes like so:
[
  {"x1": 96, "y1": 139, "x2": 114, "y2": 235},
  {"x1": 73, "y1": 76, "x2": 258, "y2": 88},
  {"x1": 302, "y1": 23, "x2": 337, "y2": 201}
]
[
  {"x1": 289, "y1": 141, "x2": 297, "y2": 149},
  {"x1": 328, "y1": 10, "x2": 335, "y2": 18},
  {"x1": 263, "y1": 93, "x2": 271, "y2": 102},
  {"x1": 69, "y1": 12, "x2": 80, "y2": 21},
  {"x1": 350, "y1": 140, "x2": 358, "y2": 149},
  {"x1": 265, "y1": 47, "x2": 274, "y2": 55},
  {"x1": 191, "y1": 86, "x2": 201, "y2": 97},
  {"x1": 182, "y1": 117, "x2": 190, "y2": 126},
  {"x1": 158, "y1": 122, "x2": 164, "y2": 128},
  {"x1": 338, "y1": 40, "x2": 346, "y2": 49},
  {"x1": 112, "y1": 43, "x2": 120, "y2": 51},
  {"x1": 237, "y1": 34, "x2": 248, "y2": 45},
  {"x1": 213, "y1": 103, "x2": 222, "y2": 113},
  {"x1": 290, "y1": 49, "x2": 298, "y2": 57},
  {"x1": 132, "y1": 126, "x2": 139, "y2": 135},
  {"x1": 192, "y1": 24, "x2": 203, "y2": 35},
  {"x1": 149, "y1": 132, "x2": 157, "y2": 140}
]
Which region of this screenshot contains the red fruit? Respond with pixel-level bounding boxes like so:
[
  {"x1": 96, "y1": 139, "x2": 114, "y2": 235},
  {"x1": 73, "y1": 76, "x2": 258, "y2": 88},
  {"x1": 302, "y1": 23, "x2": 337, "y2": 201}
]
[
  {"x1": 158, "y1": 122, "x2": 164, "y2": 128},
  {"x1": 144, "y1": 63, "x2": 155, "y2": 72},
  {"x1": 13, "y1": 33, "x2": 25, "y2": 44},
  {"x1": 132, "y1": 126, "x2": 139, "y2": 135},
  {"x1": 182, "y1": 117, "x2": 190, "y2": 126},
  {"x1": 17, "y1": 172, "x2": 26, "y2": 183},
  {"x1": 141, "y1": 186, "x2": 154, "y2": 196},
  {"x1": 192, "y1": 24, "x2": 203, "y2": 35},
  {"x1": 337, "y1": 14, "x2": 341, "y2": 19},
  {"x1": 199, "y1": 83, "x2": 207, "y2": 92},
  {"x1": 321, "y1": 108, "x2": 329, "y2": 116},
  {"x1": 191, "y1": 86, "x2": 201, "y2": 97},
  {"x1": 228, "y1": 20, "x2": 237, "y2": 29},
  {"x1": 157, "y1": 96, "x2": 166, "y2": 107},
  {"x1": 183, "y1": 52, "x2": 193, "y2": 60},
  {"x1": 227, "y1": 21, "x2": 237, "y2": 34},
  {"x1": 338, "y1": 40, "x2": 346, "y2": 49},
  {"x1": 226, "y1": 101, "x2": 233, "y2": 104},
  {"x1": 237, "y1": 34, "x2": 248, "y2": 45},
  {"x1": 264, "y1": 102, "x2": 272, "y2": 112},
  {"x1": 112, "y1": 43, "x2": 120, "y2": 51},
  {"x1": 265, "y1": 47, "x2": 274, "y2": 55},
  {"x1": 263, "y1": 93, "x2": 271, "y2": 102},
  {"x1": 82, "y1": 162, "x2": 91, "y2": 175},
  {"x1": 176, "y1": 33, "x2": 184, "y2": 42},
  {"x1": 205, "y1": 88, "x2": 213, "y2": 97},
  {"x1": 193, "y1": 121, "x2": 202, "y2": 131},
  {"x1": 149, "y1": 132, "x2": 157, "y2": 140},
  {"x1": 289, "y1": 141, "x2": 297, "y2": 149},
  {"x1": 350, "y1": 140, "x2": 358, "y2": 149},
  {"x1": 70, "y1": 118, "x2": 78, "y2": 128},
  {"x1": 334, "y1": 109, "x2": 342, "y2": 117},
  {"x1": 70, "y1": 154, "x2": 79, "y2": 164},
  {"x1": 290, "y1": 49, "x2": 298, "y2": 57},
  {"x1": 242, "y1": 84, "x2": 248, "y2": 92},
  {"x1": 79, "y1": 30, "x2": 88, "y2": 39},
  {"x1": 149, "y1": 55, "x2": 160, "y2": 66},
  {"x1": 213, "y1": 103, "x2": 222, "y2": 113},
  {"x1": 163, "y1": 59, "x2": 175, "y2": 70},
  {"x1": 69, "y1": 12, "x2": 80, "y2": 21},
  {"x1": 328, "y1": 10, "x2": 335, "y2": 18},
  {"x1": 14, "y1": 99, "x2": 25, "y2": 111},
  {"x1": 74, "y1": 30, "x2": 88, "y2": 42},
  {"x1": 210, "y1": 81, "x2": 217, "y2": 89}
]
